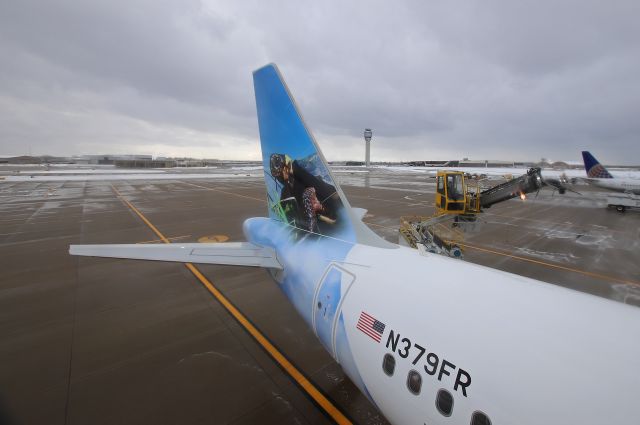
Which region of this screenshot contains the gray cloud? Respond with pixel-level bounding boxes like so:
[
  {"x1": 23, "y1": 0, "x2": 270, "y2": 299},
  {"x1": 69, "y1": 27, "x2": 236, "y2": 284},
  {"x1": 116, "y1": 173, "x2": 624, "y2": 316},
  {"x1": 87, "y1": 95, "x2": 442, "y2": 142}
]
[{"x1": 0, "y1": 0, "x2": 638, "y2": 163}]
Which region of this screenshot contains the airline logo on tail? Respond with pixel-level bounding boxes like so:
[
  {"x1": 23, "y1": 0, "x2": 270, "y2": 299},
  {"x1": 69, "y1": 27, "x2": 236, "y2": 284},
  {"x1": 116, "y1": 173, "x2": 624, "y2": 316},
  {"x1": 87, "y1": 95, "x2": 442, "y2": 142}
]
[{"x1": 582, "y1": 151, "x2": 613, "y2": 179}]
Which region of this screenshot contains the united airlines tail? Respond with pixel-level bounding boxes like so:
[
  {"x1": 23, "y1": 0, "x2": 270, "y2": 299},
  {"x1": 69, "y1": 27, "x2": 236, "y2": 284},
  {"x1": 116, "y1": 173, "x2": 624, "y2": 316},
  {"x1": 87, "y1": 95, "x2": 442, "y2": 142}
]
[{"x1": 582, "y1": 151, "x2": 613, "y2": 178}]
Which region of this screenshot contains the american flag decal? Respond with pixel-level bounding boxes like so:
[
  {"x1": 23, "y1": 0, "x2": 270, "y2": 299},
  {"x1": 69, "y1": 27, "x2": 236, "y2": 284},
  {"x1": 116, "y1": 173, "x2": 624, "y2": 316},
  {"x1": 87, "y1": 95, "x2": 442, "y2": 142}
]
[{"x1": 356, "y1": 311, "x2": 386, "y2": 342}]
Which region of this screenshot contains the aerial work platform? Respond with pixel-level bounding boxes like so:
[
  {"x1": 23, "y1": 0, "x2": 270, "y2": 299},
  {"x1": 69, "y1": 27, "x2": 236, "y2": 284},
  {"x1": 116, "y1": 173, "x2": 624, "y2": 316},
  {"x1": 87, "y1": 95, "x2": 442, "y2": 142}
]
[{"x1": 401, "y1": 168, "x2": 546, "y2": 258}]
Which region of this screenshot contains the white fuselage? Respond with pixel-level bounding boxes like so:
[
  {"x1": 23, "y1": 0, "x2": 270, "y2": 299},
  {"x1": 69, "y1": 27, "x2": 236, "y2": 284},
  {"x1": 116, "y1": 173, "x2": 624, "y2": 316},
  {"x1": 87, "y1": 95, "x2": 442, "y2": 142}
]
[
  {"x1": 588, "y1": 177, "x2": 640, "y2": 195},
  {"x1": 244, "y1": 217, "x2": 640, "y2": 425},
  {"x1": 340, "y1": 244, "x2": 640, "y2": 425}
]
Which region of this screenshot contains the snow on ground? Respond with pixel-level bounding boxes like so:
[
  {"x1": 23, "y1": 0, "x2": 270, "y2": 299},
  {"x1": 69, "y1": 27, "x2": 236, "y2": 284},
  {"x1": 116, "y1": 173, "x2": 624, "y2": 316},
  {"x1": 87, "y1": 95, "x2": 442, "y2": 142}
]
[
  {"x1": 0, "y1": 163, "x2": 116, "y2": 168},
  {"x1": 169, "y1": 166, "x2": 218, "y2": 170},
  {"x1": 230, "y1": 166, "x2": 263, "y2": 171},
  {"x1": 332, "y1": 169, "x2": 369, "y2": 173},
  {"x1": 369, "y1": 165, "x2": 640, "y2": 179},
  {"x1": 514, "y1": 247, "x2": 580, "y2": 263},
  {"x1": 1, "y1": 173, "x2": 260, "y2": 182},
  {"x1": 2, "y1": 163, "x2": 639, "y2": 182},
  {"x1": 7, "y1": 168, "x2": 167, "y2": 171}
]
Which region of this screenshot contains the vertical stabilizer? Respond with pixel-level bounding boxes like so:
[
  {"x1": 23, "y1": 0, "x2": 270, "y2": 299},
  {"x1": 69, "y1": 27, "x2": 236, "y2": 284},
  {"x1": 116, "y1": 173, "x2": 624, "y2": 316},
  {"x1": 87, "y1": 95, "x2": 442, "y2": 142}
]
[
  {"x1": 582, "y1": 151, "x2": 613, "y2": 179},
  {"x1": 253, "y1": 64, "x2": 394, "y2": 248}
]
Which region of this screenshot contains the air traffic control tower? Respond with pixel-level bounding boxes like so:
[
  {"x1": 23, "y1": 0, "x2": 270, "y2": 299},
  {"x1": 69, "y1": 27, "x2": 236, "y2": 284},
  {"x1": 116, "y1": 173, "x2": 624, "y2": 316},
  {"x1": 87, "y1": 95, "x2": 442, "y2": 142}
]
[{"x1": 364, "y1": 128, "x2": 372, "y2": 167}]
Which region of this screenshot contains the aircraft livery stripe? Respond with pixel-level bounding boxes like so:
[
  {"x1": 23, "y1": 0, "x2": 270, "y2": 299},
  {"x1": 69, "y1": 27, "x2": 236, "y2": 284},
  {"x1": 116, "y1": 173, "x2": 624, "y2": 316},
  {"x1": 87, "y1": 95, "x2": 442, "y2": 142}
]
[{"x1": 110, "y1": 184, "x2": 353, "y2": 425}]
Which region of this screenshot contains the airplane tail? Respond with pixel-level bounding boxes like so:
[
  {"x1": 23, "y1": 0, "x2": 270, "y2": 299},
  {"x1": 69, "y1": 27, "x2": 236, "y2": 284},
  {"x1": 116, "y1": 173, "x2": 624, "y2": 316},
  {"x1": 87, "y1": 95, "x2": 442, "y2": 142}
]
[
  {"x1": 69, "y1": 64, "x2": 395, "y2": 265},
  {"x1": 582, "y1": 151, "x2": 613, "y2": 179},
  {"x1": 252, "y1": 64, "x2": 393, "y2": 248}
]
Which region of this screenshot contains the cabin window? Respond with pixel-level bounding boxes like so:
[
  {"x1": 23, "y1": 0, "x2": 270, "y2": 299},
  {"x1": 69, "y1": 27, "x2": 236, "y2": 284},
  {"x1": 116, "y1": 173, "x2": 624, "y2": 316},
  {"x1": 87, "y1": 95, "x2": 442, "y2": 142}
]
[
  {"x1": 437, "y1": 176, "x2": 445, "y2": 194},
  {"x1": 406, "y1": 370, "x2": 422, "y2": 395},
  {"x1": 382, "y1": 354, "x2": 395, "y2": 376},
  {"x1": 471, "y1": 411, "x2": 491, "y2": 425},
  {"x1": 436, "y1": 389, "x2": 454, "y2": 417}
]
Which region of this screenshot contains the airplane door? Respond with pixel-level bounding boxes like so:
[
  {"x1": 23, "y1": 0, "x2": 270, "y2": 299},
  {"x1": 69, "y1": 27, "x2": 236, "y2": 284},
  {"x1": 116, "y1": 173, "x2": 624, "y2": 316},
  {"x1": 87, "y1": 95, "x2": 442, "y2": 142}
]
[{"x1": 313, "y1": 264, "x2": 355, "y2": 358}]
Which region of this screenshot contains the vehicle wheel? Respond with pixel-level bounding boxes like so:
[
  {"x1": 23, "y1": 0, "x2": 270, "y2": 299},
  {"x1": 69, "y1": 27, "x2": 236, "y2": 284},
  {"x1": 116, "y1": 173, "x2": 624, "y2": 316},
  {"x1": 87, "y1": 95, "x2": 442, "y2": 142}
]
[{"x1": 616, "y1": 205, "x2": 626, "y2": 213}]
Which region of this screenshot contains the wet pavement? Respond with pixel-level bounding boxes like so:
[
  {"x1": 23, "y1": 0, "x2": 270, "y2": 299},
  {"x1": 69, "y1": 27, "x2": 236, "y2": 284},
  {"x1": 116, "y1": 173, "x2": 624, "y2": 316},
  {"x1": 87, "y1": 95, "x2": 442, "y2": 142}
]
[{"x1": 0, "y1": 169, "x2": 638, "y2": 424}]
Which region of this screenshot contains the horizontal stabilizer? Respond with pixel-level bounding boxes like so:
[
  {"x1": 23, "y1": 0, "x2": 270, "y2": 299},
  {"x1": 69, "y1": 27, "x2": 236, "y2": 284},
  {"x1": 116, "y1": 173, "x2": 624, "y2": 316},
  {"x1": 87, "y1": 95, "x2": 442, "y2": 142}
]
[{"x1": 69, "y1": 242, "x2": 282, "y2": 269}]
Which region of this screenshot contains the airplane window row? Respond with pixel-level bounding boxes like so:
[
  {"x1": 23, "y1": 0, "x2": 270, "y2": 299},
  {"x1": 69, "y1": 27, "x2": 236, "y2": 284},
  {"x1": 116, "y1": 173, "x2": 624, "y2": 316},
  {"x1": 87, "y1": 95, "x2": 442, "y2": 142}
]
[{"x1": 382, "y1": 353, "x2": 491, "y2": 425}]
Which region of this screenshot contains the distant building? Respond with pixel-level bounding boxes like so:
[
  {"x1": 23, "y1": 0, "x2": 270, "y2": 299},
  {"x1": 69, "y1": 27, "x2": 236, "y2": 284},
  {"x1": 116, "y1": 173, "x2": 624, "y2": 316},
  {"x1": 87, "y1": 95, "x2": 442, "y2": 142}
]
[
  {"x1": 550, "y1": 161, "x2": 583, "y2": 169},
  {"x1": 115, "y1": 159, "x2": 176, "y2": 168},
  {"x1": 405, "y1": 160, "x2": 458, "y2": 167},
  {"x1": 69, "y1": 156, "x2": 91, "y2": 165},
  {"x1": 1, "y1": 155, "x2": 82, "y2": 164},
  {"x1": 458, "y1": 160, "x2": 515, "y2": 168},
  {"x1": 172, "y1": 158, "x2": 220, "y2": 167},
  {"x1": 88, "y1": 154, "x2": 152, "y2": 165},
  {"x1": 5, "y1": 156, "x2": 43, "y2": 164}
]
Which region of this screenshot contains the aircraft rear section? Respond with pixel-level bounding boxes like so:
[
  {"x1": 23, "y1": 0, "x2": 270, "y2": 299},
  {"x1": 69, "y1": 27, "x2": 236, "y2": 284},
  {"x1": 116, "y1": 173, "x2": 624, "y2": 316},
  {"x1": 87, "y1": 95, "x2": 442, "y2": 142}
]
[{"x1": 341, "y1": 243, "x2": 640, "y2": 425}]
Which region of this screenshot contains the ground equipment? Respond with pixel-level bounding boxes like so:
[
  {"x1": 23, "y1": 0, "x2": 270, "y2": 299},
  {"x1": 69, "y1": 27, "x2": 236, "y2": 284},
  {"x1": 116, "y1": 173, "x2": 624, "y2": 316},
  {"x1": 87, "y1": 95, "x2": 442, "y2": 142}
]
[
  {"x1": 401, "y1": 168, "x2": 546, "y2": 257},
  {"x1": 606, "y1": 194, "x2": 640, "y2": 213}
]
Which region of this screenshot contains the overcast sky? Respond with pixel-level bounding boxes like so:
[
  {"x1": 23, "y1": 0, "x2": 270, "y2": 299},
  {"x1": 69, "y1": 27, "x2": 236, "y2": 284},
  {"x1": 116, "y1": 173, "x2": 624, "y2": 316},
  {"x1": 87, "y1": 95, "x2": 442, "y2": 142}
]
[{"x1": 1, "y1": 1, "x2": 639, "y2": 163}]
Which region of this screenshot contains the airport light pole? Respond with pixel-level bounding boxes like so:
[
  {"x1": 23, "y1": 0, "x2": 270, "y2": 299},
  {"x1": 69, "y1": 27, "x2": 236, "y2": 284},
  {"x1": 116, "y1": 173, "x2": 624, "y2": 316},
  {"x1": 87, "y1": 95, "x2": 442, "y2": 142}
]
[{"x1": 364, "y1": 128, "x2": 372, "y2": 167}]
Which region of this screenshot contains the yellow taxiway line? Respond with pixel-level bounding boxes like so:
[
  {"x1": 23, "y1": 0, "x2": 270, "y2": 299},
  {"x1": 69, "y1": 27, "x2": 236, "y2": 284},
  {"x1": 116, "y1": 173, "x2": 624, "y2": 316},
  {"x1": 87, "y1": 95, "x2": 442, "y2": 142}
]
[
  {"x1": 364, "y1": 220, "x2": 638, "y2": 286},
  {"x1": 136, "y1": 234, "x2": 191, "y2": 244},
  {"x1": 110, "y1": 184, "x2": 351, "y2": 425}
]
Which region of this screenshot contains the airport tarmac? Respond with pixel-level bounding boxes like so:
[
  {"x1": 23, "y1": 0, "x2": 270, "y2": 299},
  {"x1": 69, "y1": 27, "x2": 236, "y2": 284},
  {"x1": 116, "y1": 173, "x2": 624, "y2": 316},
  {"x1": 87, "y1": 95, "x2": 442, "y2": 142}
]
[{"x1": 1, "y1": 168, "x2": 639, "y2": 425}]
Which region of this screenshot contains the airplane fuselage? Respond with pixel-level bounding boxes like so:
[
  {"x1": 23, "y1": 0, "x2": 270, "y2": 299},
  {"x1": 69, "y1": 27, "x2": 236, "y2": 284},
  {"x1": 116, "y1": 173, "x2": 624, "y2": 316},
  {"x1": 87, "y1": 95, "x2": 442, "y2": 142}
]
[
  {"x1": 244, "y1": 217, "x2": 640, "y2": 425},
  {"x1": 588, "y1": 178, "x2": 640, "y2": 195}
]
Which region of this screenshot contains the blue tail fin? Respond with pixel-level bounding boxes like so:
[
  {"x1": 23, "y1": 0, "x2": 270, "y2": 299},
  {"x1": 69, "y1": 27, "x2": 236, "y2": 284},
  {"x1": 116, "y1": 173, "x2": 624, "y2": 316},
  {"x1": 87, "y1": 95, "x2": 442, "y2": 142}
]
[
  {"x1": 252, "y1": 64, "x2": 392, "y2": 248},
  {"x1": 582, "y1": 151, "x2": 613, "y2": 179}
]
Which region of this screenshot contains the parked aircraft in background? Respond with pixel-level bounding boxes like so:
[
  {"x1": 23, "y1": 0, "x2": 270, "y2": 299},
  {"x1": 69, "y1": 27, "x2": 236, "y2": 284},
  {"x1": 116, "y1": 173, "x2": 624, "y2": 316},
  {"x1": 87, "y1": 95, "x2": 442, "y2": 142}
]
[
  {"x1": 69, "y1": 64, "x2": 640, "y2": 425},
  {"x1": 582, "y1": 151, "x2": 640, "y2": 195}
]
